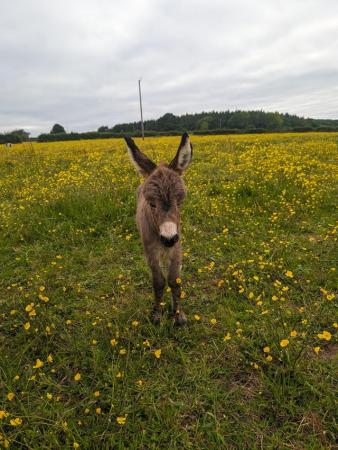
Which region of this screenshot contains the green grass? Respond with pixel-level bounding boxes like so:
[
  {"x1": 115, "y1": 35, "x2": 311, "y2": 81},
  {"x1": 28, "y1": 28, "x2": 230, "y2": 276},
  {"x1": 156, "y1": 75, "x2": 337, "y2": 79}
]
[{"x1": 0, "y1": 133, "x2": 337, "y2": 449}]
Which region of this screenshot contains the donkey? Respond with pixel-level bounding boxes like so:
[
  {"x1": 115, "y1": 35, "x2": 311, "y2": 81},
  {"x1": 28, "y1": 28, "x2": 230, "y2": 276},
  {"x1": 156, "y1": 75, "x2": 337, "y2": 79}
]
[{"x1": 125, "y1": 133, "x2": 192, "y2": 326}]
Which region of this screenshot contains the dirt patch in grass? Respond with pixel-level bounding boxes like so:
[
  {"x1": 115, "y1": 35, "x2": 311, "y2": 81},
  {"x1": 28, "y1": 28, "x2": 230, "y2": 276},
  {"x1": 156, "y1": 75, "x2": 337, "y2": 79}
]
[
  {"x1": 228, "y1": 372, "x2": 261, "y2": 402},
  {"x1": 320, "y1": 343, "x2": 338, "y2": 360}
]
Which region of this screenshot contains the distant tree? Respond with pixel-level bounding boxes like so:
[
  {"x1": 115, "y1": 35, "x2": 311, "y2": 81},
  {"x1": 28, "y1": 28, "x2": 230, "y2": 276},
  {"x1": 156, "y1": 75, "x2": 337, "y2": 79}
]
[
  {"x1": 228, "y1": 111, "x2": 249, "y2": 129},
  {"x1": 197, "y1": 116, "x2": 212, "y2": 131},
  {"x1": 9, "y1": 129, "x2": 30, "y2": 141},
  {"x1": 98, "y1": 126, "x2": 109, "y2": 132},
  {"x1": 157, "y1": 113, "x2": 180, "y2": 131},
  {"x1": 51, "y1": 123, "x2": 66, "y2": 134},
  {"x1": 266, "y1": 112, "x2": 283, "y2": 130}
]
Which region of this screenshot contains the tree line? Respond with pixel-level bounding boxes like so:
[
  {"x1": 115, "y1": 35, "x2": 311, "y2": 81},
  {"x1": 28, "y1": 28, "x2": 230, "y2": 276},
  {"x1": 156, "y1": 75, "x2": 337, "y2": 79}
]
[
  {"x1": 104, "y1": 110, "x2": 338, "y2": 134},
  {"x1": 0, "y1": 129, "x2": 30, "y2": 144},
  {"x1": 2, "y1": 111, "x2": 338, "y2": 144}
]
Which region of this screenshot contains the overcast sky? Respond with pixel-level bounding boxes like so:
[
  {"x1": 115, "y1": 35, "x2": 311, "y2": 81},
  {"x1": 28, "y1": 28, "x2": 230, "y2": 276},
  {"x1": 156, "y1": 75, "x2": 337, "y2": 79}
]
[{"x1": 1, "y1": 0, "x2": 338, "y2": 136}]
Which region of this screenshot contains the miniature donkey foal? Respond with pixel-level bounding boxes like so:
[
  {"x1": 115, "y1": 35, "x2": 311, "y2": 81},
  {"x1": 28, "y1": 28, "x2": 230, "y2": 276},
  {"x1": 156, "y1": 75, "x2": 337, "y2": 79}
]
[{"x1": 125, "y1": 133, "x2": 192, "y2": 326}]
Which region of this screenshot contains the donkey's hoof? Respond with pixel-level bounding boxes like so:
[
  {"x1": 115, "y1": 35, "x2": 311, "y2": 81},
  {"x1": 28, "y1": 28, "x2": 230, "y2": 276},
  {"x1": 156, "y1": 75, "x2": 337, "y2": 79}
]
[
  {"x1": 174, "y1": 311, "x2": 187, "y2": 326},
  {"x1": 151, "y1": 310, "x2": 162, "y2": 325}
]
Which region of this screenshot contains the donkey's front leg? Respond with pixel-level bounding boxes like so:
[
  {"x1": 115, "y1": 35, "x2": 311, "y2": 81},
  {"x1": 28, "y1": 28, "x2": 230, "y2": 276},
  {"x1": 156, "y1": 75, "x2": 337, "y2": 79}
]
[
  {"x1": 149, "y1": 259, "x2": 165, "y2": 325},
  {"x1": 168, "y1": 249, "x2": 187, "y2": 326}
]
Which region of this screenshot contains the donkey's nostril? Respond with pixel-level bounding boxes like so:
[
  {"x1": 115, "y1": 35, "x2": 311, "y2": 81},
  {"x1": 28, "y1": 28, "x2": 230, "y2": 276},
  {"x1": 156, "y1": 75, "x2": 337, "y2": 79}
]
[
  {"x1": 172, "y1": 234, "x2": 179, "y2": 244},
  {"x1": 160, "y1": 234, "x2": 179, "y2": 247}
]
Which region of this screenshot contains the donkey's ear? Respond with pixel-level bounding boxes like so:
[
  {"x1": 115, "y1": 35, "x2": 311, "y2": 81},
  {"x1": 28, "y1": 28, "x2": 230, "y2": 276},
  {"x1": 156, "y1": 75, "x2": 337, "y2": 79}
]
[
  {"x1": 168, "y1": 132, "x2": 192, "y2": 175},
  {"x1": 124, "y1": 136, "x2": 157, "y2": 177}
]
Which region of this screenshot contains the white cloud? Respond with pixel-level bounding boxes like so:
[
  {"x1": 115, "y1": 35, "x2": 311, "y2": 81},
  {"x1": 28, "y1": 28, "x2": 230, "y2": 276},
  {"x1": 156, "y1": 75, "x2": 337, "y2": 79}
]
[{"x1": 1, "y1": 0, "x2": 337, "y2": 135}]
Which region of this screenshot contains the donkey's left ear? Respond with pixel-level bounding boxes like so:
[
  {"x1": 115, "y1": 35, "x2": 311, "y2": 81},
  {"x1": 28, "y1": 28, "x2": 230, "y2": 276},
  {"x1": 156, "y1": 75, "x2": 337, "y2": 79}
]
[{"x1": 168, "y1": 132, "x2": 192, "y2": 175}]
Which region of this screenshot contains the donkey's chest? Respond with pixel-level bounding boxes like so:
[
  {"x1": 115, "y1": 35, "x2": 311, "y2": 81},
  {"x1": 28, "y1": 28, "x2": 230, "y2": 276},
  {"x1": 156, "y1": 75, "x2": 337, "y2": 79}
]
[{"x1": 155, "y1": 244, "x2": 174, "y2": 275}]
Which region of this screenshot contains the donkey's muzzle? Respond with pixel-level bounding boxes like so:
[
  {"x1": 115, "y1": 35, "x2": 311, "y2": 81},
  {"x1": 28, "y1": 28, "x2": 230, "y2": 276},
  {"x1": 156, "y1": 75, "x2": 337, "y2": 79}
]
[{"x1": 160, "y1": 234, "x2": 179, "y2": 247}]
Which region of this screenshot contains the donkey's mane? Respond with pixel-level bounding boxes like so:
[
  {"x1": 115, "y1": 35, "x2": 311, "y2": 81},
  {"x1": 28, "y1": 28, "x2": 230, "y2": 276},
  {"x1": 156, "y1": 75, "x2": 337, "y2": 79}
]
[{"x1": 143, "y1": 166, "x2": 186, "y2": 207}]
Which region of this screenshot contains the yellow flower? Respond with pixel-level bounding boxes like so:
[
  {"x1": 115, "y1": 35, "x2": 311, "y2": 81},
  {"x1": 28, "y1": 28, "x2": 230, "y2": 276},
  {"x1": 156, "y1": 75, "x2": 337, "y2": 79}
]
[
  {"x1": 10, "y1": 417, "x2": 22, "y2": 426},
  {"x1": 47, "y1": 354, "x2": 53, "y2": 363},
  {"x1": 210, "y1": 318, "x2": 217, "y2": 325},
  {"x1": 317, "y1": 331, "x2": 331, "y2": 341},
  {"x1": 266, "y1": 355, "x2": 273, "y2": 362},
  {"x1": 116, "y1": 415, "x2": 127, "y2": 425},
  {"x1": 194, "y1": 314, "x2": 201, "y2": 321},
  {"x1": 271, "y1": 295, "x2": 278, "y2": 301},
  {"x1": 25, "y1": 303, "x2": 34, "y2": 312},
  {"x1": 33, "y1": 359, "x2": 44, "y2": 369},
  {"x1": 248, "y1": 292, "x2": 254, "y2": 299},
  {"x1": 24, "y1": 322, "x2": 31, "y2": 330},
  {"x1": 46, "y1": 393, "x2": 53, "y2": 400},
  {"x1": 154, "y1": 349, "x2": 161, "y2": 359},
  {"x1": 84, "y1": 408, "x2": 90, "y2": 414},
  {"x1": 7, "y1": 392, "x2": 15, "y2": 401},
  {"x1": 180, "y1": 291, "x2": 186, "y2": 299},
  {"x1": 110, "y1": 338, "x2": 118, "y2": 347},
  {"x1": 95, "y1": 408, "x2": 102, "y2": 414},
  {"x1": 280, "y1": 339, "x2": 289, "y2": 348},
  {"x1": 131, "y1": 320, "x2": 139, "y2": 327},
  {"x1": 0, "y1": 410, "x2": 9, "y2": 419},
  {"x1": 94, "y1": 391, "x2": 100, "y2": 397},
  {"x1": 290, "y1": 330, "x2": 297, "y2": 337},
  {"x1": 223, "y1": 333, "x2": 231, "y2": 341},
  {"x1": 263, "y1": 346, "x2": 270, "y2": 353},
  {"x1": 313, "y1": 347, "x2": 320, "y2": 354},
  {"x1": 175, "y1": 277, "x2": 182, "y2": 284},
  {"x1": 38, "y1": 294, "x2": 49, "y2": 302},
  {"x1": 119, "y1": 348, "x2": 127, "y2": 355},
  {"x1": 73, "y1": 443, "x2": 80, "y2": 449},
  {"x1": 74, "y1": 373, "x2": 81, "y2": 381},
  {"x1": 285, "y1": 271, "x2": 293, "y2": 278}
]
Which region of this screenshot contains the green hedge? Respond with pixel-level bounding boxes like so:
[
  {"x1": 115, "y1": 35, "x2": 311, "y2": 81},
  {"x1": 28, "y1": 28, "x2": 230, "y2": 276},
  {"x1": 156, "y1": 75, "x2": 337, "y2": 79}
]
[{"x1": 36, "y1": 127, "x2": 338, "y2": 143}]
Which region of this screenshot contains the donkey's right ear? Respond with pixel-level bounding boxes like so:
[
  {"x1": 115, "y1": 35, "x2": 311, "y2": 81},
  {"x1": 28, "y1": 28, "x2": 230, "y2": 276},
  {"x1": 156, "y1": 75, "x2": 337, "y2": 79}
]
[{"x1": 124, "y1": 136, "x2": 157, "y2": 177}]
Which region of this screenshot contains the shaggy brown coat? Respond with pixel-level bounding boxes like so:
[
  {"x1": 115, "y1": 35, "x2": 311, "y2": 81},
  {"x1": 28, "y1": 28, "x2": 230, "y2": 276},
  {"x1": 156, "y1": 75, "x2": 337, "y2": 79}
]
[{"x1": 125, "y1": 133, "x2": 192, "y2": 325}]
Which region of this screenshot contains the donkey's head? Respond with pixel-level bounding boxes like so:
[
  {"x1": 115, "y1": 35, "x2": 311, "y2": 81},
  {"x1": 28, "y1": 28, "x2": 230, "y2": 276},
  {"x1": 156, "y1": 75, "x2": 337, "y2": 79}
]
[{"x1": 125, "y1": 133, "x2": 192, "y2": 247}]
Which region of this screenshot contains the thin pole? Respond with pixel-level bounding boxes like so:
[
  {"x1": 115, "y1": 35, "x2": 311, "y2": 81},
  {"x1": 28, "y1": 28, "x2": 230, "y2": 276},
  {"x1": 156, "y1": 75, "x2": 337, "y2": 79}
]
[{"x1": 138, "y1": 79, "x2": 144, "y2": 140}]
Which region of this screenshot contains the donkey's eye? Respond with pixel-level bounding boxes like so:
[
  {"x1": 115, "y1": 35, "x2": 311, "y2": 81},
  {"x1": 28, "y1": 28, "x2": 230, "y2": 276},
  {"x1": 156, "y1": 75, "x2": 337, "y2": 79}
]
[{"x1": 149, "y1": 202, "x2": 156, "y2": 209}]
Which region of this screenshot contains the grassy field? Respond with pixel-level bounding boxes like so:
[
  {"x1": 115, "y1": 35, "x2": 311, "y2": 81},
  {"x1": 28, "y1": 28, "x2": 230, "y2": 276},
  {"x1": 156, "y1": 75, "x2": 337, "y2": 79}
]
[{"x1": 0, "y1": 133, "x2": 337, "y2": 449}]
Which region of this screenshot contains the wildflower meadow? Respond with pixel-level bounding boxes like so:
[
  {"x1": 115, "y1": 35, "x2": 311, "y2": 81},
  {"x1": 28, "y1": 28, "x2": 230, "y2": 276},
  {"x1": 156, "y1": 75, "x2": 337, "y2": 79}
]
[{"x1": 0, "y1": 133, "x2": 337, "y2": 449}]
